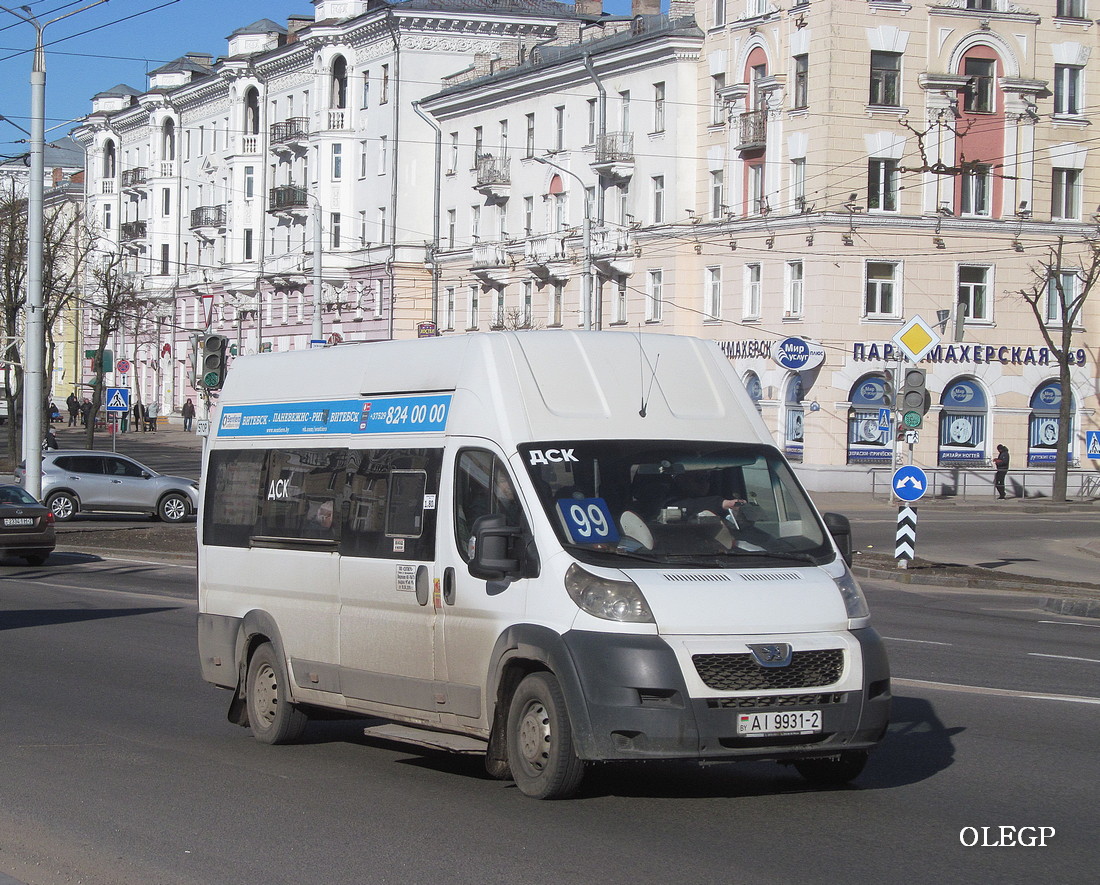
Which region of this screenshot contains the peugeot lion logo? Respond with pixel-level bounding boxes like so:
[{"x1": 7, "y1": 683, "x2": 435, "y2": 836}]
[{"x1": 747, "y1": 643, "x2": 793, "y2": 668}]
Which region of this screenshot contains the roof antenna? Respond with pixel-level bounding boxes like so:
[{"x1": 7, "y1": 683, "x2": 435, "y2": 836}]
[{"x1": 638, "y1": 335, "x2": 659, "y2": 417}]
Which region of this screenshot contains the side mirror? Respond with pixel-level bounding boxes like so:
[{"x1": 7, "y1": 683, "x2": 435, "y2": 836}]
[
  {"x1": 469, "y1": 514, "x2": 522, "y2": 580},
  {"x1": 822, "y1": 512, "x2": 853, "y2": 566}
]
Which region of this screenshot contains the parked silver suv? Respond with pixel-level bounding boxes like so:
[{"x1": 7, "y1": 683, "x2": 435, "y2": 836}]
[{"x1": 16, "y1": 450, "x2": 199, "y2": 523}]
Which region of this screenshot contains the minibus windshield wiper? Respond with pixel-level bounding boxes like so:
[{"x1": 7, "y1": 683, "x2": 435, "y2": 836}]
[
  {"x1": 717, "y1": 549, "x2": 821, "y2": 565},
  {"x1": 562, "y1": 542, "x2": 666, "y2": 564}
]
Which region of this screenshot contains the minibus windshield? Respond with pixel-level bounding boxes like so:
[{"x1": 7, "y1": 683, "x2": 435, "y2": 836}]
[{"x1": 518, "y1": 441, "x2": 833, "y2": 567}]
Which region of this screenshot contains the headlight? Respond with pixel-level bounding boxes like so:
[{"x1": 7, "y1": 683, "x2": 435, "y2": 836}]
[
  {"x1": 565, "y1": 563, "x2": 654, "y2": 623},
  {"x1": 834, "y1": 569, "x2": 870, "y2": 620}
]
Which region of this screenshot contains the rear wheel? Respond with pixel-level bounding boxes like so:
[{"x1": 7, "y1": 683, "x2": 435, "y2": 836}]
[
  {"x1": 157, "y1": 493, "x2": 189, "y2": 523},
  {"x1": 245, "y1": 642, "x2": 308, "y2": 744},
  {"x1": 23, "y1": 552, "x2": 49, "y2": 566},
  {"x1": 793, "y1": 750, "x2": 869, "y2": 787},
  {"x1": 46, "y1": 492, "x2": 77, "y2": 522},
  {"x1": 506, "y1": 672, "x2": 584, "y2": 799}
]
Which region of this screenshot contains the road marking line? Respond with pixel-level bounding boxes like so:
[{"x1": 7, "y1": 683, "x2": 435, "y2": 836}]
[
  {"x1": 1028, "y1": 653, "x2": 1100, "y2": 665},
  {"x1": 882, "y1": 636, "x2": 951, "y2": 646},
  {"x1": 894, "y1": 677, "x2": 1100, "y2": 705},
  {"x1": 1038, "y1": 620, "x2": 1100, "y2": 629}
]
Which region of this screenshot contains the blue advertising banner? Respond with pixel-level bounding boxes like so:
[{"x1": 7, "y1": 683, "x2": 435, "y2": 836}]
[{"x1": 217, "y1": 394, "x2": 452, "y2": 438}]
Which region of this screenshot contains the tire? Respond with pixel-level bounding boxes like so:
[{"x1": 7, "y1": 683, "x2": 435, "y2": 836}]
[
  {"x1": 506, "y1": 672, "x2": 584, "y2": 799},
  {"x1": 46, "y1": 492, "x2": 77, "y2": 522},
  {"x1": 23, "y1": 553, "x2": 49, "y2": 566},
  {"x1": 793, "y1": 750, "x2": 869, "y2": 787},
  {"x1": 484, "y1": 756, "x2": 512, "y2": 780},
  {"x1": 157, "y1": 493, "x2": 190, "y2": 523},
  {"x1": 245, "y1": 642, "x2": 308, "y2": 745}
]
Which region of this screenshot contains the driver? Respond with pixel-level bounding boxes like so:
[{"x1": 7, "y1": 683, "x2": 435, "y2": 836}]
[{"x1": 667, "y1": 471, "x2": 745, "y2": 519}]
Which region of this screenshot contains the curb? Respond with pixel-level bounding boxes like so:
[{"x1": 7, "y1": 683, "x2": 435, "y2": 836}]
[{"x1": 53, "y1": 545, "x2": 196, "y2": 566}]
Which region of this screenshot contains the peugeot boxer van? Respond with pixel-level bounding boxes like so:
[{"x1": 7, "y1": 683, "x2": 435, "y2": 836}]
[{"x1": 197, "y1": 331, "x2": 890, "y2": 799}]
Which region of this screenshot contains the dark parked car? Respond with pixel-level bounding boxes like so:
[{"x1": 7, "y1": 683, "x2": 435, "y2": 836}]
[
  {"x1": 0, "y1": 483, "x2": 55, "y2": 565},
  {"x1": 15, "y1": 450, "x2": 199, "y2": 523}
]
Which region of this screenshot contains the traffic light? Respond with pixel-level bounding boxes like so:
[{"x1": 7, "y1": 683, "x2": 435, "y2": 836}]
[
  {"x1": 199, "y1": 333, "x2": 228, "y2": 389},
  {"x1": 901, "y1": 367, "x2": 929, "y2": 414},
  {"x1": 881, "y1": 372, "x2": 895, "y2": 409}
]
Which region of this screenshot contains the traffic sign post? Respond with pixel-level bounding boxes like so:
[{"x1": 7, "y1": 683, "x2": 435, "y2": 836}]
[
  {"x1": 1087, "y1": 431, "x2": 1100, "y2": 460},
  {"x1": 895, "y1": 505, "x2": 918, "y2": 566},
  {"x1": 892, "y1": 464, "x2": 927, "y2": 502}
]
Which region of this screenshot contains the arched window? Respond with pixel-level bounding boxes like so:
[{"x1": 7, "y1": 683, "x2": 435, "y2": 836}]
[
  {"x1": 103, "y1": 139, "x2": 116, "y2": 178},
  {"x1": 847, "y1": 373, "x2": 892, "y2": 464},
  {"x1": 742, "y1": 371, "x2": 763, "y2": 414},
  {"x1": 244, "y1": 87, "x2": 260, "y2": 135},
  {"x1": 548, "y1": 174, "x2": 566, "y2": 231},
  {"x1": 331, "y1": 56, "x2": 348, "y2": 109},
  {"x1": 938, "y1": 378, "x2": 988, "y2": 465},
  {"x1": 162, "y1": 120, "x2": 175, "y2": 161},
  {"x1": 1028, "y1": 381, "x2": 1075, "y2": 466}
]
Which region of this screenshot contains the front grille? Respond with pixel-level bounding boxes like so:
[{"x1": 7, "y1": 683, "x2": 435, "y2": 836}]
[
  {"x1": 693, "y1": 649, "x2": 844, "y2": 691},
  {"x1": 707, "y1": 692, "x2": 845, "y2": 709}
]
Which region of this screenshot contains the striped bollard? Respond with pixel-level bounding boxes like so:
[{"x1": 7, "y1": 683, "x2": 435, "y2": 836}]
[{"x1": 895, "y1": 505, "x2": 917, "y2": 567}]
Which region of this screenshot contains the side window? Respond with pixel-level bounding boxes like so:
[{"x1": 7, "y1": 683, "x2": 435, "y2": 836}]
[
  {"x1": 257, "y1": 449, "x2": 347, "y2": 541},
  {"x1": 59, "y1": 455, "x2": 104, "y2": 474},
  {"x1": 343, "y1": 448, "x2": 441, "y2": 560},
  {"x1": 454, "y1": 449, "x2": 523, "y2": 562},
  {"x1": 203, "y1": 450, "x2": 267, "y2": 547},
  {"x1": 106, "y1": 457, "x2": 145, "y2": 477}
]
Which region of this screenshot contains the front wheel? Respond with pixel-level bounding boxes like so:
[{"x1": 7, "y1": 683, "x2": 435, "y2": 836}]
[
  {"x1": 245, "y1": 642, "x2": 308, "y2": 745},
  {"x1": 157, "y1": 493, "x2": 190, "y2": 523},
  {"x1": 792, "y1": 750, "x2": 869, "y2": 787},
  {"x1": 506, "y1": 672, "x2": 584, "y2": 799},
  {"x1": 46, "y1": 492, "x2": 77, "y2": 522}
]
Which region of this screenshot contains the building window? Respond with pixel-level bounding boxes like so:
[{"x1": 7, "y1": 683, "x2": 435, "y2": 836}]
[
  {"x1": 447, "y1": 209, "x2": 456, "y2": 248},
  {"x1": 793, "y1": 55, "x2": 808, "y2": 109},
  {"x1": 785, "y1": 260, "x2": 804, "y2": 317},
  {"x1": 522, "y1": 281, "x2": 533, "y2": 327},
  {"x1": 492, "y1": 288, "x2": 506, "y2": 328},
  {"x1": 378, "y1": 135, "x2": 387, "y2": 175},
  {"x1": 960, "y1": 163, "x2": 992, "y2": 216},
  {"x1": 244, "y1": 228, "x2": 254, "y2": 261},
  {"x1": 646, "y1": 270, "x2": 663, "y2": 322},
  {"x1": 619, "y1": 90, "x2": 631, "y2": 131},
  {"x1": 958, "y1": 265, "x2": 990, "y2": 321},
  {"x1": 1052, "y1": 168, "x2": 1081, "y2": 221},
  {"x1": 160, "y1": 243, "x2": 170, "y2": 276},
  {"x1": 743, "y1": 263, "x2": 761, "y2": 319},
  {"x1": 444, "y1": 287, "x2": 456, "y2": 330},
  {"x1": 869, "y1": 52, "x2": 901, "y2": 107},
  {"x1": 1054, "y1": 65, "x2": 1081, "y2": 115},
  {"x1": 1057, "y1": 0, "x2": 1087, "y2": 18},
  {"x1": 748, "y1": 163, "x2": 764, "y2": 215},
  {"x1": 706, "y1": 266, "x2": 722, "y2": 320},
  {"x1": 653, "y1": 82, "x2": 665, "y2": 133},
  {"x1": 448, "y1": 132, "x2": 459, "y2": 174},
  {"x1": 380, "y1": 64, "x2": 389, "y2": 103},
  {"x1": 867, "y1": 158, "x2": 898, "y2": 211},
  {"x1": 332, "y1": 143, "x2": 343, "y2": 180},
  {"x1": 359, "y1": 210, "x2": 367, "y2": 246},
  {"x1": 525, "y1": 114, "x2": 535, "y2": 157},
  {"x1": 243, "y1": 167, "x2": 254, "y2": 200},
  {"x1": 963, "y1": 58, "x2": 996, "y2": 113},
  {"x1": 652, "y1": 175, "x2": 665, "y2": 223},
  {"x1": 612, "y1": 276, "x2": 628, "y2": 324},
  {"x1": 791, "y1": 158, "x2": 806, "y2": 212},
  {"x1": 467, "y1": 284, "x2": 480, "y2": 329},
  {"x1": 714, "y1": 0, "x2": 726, "y2": 28},
  {"x1": 711, "y1": 73, "x2": 726, "y2": 125},
  {"x1": 361, "y1": 70, "x2": 370, "y2": 108},
  {"x1": 104, "y1": 203, "x2": 112, "y2": 231},
  {"x1": 865, "y1": 262, "x2": 898, "y2": 317},
  {"x1": 585, "y1": 100, "x2": 597, "y2": 145},
  {"x1": 162, "y1": 187, "x2": 172, "y2": 216},
  {"x1": 523, "y1": 196, "x2": 534, "y2": 236},
  {"x1": 378, "y1": 207, "x2": 387, "y2": 243},
  {"x1": 1045, "y1": 270, "x2": 1079, "y2": 324},
  {"x1": 550, "y1": 283, "x2": 563, "y2": 327},
  {"x1": 331, "y1": 212, "x2": 341, "y2": 249},
  {"x1": 471, "y1": 204, "x2": 481, "y2": 242},
  {"x1": 710, "y1": 170, "x2": 725, "y2": 220},
  {"x1": 360, "y1": 143, "x2": 367, "y2": 178},
  {"x1": 473, "y1": 126, "x2": 483, "y2": 168},
  {"x1": 554, "y1": 106, "x2": 565, "y2": 151}
]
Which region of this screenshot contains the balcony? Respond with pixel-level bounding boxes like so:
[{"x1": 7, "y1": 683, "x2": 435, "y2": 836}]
[
  {"x1": 327, "y1": 109, "x2": 348, "y2": 131},
  {"x1": 268, "y1": 185, "x2": 309, "y2": 215},
  {"x1": 471, "y1": 242, "x2": 510, "y2": 283},
  {"x1": 524, "y1": 234, "x2": 570, "y2": 279},
  {"x1": 475, "y1": 152, "x2": 510, "y2": 200},
  {"x1": 190, "y1": 205, "x2": 226, "y2": 236},
  {"x1": 100, "y1": 179, "x2": 116, "y2": 195},
  {"x1": 240, "y1": 134, "x2": 259, "y2": 155},
  {"x1": 591, "y1": 226, "x2": 633, "y2": 275},
  {"x1": 591, "y1": 131, "x2": 634, "y2": 179},
  {"x1": 737, "y1": 110, "x2": 767, "y2": 151},
  {"x1": 120, "y1": 220, "x2": 147, "y2": 251},
  {"x1": 270, "y1": 117, "x2": 309, "y2": 152},
  {"x1": 155, "y1": 160, "x2": 175, "y2": 178},
  {"x1": 121, "y1": 167, "x2": 147, "y2": 191}
]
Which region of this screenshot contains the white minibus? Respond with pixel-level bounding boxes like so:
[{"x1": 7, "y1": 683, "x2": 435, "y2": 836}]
[{"x1": 197, "y1": 331, "x2": 890, "y2": 799}]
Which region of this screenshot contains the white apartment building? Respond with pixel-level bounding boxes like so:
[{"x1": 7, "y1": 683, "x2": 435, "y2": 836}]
[{"x1": 71, "y1": 0, "x2": 1099, "y2": 492}]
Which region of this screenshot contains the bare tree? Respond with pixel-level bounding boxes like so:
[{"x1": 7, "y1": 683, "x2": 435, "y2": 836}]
[
  {"x1": 1016, "y1": 235, "x2": 1097, "y2": 502},
  {"x1": 499, "y1": 307, "x2": 543, "y2": 331},
  {"x1": 82, "y1": 250, "x2": 158, "y2": 448}
]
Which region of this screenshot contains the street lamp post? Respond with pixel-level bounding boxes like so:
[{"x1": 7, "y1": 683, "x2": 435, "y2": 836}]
[
  {"x1": 312, "y1": 199, "x2": 324, "y2": 346},
  {"x1": 1, "y1": 0, "x2": 111, "y2": 497},
  {"x1": 534, "y1": 155, "x2": 595, "y2": 331}
]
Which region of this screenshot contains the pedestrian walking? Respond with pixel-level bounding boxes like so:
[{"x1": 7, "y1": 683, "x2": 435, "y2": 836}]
[
  {"x1": 181, "y1": 398, "x2": 196, "y2": 432},
  {"x1": 66, "y1": 392, "x2": 79, "y2": 426},
  {"x1": 993, "y1": 444, "x2": 1010, "y2": 499},
  {"x1": 134, "y1": 400, "x2": 147, "y2": 432},
  {"x1": 146, "y1": 399, "x2": 159, "y2": 432},
  {"x1": 79, "y1": 398, "x2": 92, "y2": 427}
]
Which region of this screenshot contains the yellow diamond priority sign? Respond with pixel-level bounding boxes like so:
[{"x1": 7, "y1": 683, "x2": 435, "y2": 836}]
[{"x1": 892, "y1": 315, "x2": 940, "y2": 363}]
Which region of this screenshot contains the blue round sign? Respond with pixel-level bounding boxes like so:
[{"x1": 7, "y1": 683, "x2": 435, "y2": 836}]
[
  {"x1": 774, "y1": 337, "x2": 825, "y2": 371},
  {"x1": 892, "y1": 465, "x2": 928, "y2": 502}
]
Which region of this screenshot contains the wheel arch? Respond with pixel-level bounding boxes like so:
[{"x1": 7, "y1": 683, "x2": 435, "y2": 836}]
[{"x1": 227, "y1": 610, "x2": 292, "y2": 725}]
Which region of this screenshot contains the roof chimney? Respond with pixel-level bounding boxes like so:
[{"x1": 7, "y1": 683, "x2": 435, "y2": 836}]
[{"x1": 632, "y1": 0, "x2": 660, "y2": 16}]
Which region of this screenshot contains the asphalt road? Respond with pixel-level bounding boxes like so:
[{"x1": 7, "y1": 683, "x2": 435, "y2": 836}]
[{"x1": 1, "y1": 557, "x2": 1097, "y2": 885}]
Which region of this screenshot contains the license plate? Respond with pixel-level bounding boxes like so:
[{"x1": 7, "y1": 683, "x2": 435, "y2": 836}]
[
  {"x1": 737, "y1": 710, "x2": 822, "y2": 736},
  {"x1": 3, "y1": 518, "x2": 34, "y2": 527}
]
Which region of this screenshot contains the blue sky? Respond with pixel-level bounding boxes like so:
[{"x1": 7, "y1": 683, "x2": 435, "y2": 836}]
[{"x1": 0, "y1": 0, "x2": 641, "y2": 160}]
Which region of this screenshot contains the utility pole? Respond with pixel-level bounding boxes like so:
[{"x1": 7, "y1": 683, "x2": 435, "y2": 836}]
[
  {"x1": 312, "y1": 199, "x2": 324, "y2": 346},
  {"x1": 1, "y1": 0, "x2": 111, "y2": 497}
]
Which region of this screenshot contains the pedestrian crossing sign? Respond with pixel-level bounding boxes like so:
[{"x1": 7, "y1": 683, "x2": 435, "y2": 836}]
[
  {"x1": 105, "y1": 387, "x2": 130, "y2": 413},
  {"x1": 1087, "y1": 431, "x2": 1100, "y2": 460}
]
